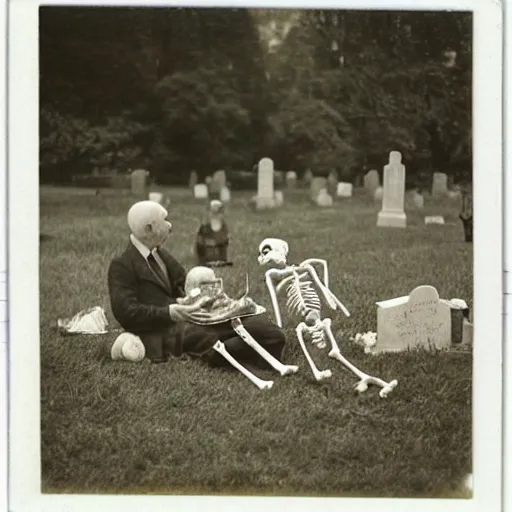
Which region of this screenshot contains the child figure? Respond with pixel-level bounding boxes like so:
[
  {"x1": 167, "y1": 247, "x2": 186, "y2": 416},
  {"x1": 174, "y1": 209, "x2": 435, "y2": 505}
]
[{"x1": 195, "y1": 200, "x2": 233, "y2": 267}]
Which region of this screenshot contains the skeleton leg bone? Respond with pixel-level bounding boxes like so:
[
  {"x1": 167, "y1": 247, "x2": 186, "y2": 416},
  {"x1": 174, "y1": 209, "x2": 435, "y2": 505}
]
[
  {"x1": 323, "y1": 319, "x2": 398, "y2": 398},
  {"x1": 231, "y1": 319, "x2": 299, "y2": 376},
  {"x1": 213, "y1": 341, "x2": 274, "y2": 390},
  {"x1": 296, "y1": 323, "x2": 332, "y2": 381}
]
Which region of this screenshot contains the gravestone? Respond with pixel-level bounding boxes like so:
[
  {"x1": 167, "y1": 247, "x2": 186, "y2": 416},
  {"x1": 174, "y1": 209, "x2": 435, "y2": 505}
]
[
  {"x1": 337, "y1": 182, "x2": 353, "y2": 198},
  {"x1": 316, "y1": 189, "x2": 333, "y2": 207},
  {"x1": 274, "y1": 190, "x2": 284, "y2": 207},
  {"x1": 189, "y1": 171, "x2": 198, "y2": 189},
  {"x1": 194, "y1": 184, "x2": 209, "y2": 200},
  {"x1": 220, "y1": 186, "x2": 231, "y2": 203},
  {"x1": 286, "y1": 171, "x2": 298, "y2": 188},
  {"x1": 303, "y1": 169, "x2": 314, "y2": 187},
  {"x1": 131, "y1": 169, "x2": 150, "y2": 197},
  {"x1": 364, "y1": 170, "x2": 380, "y2": 195},
  {"x1": 374, "y1": 186, "x2": 383, "y2": 201},
  {"x1": 310, "y1": 177, "x2": 327, "y2": 201},
  {"x1": 327, "y1": 170, "x2": 339, "y2": 198},
  {"x1": 375, "y1": 285, "x2": 452, "y2": 353},
  {"x1": 377, "y1": 151, "x2": 406, "y2": 228},
  {"x1": 425, "y1": 216, "x2": 445, "y2": 225},
  {"x1": 256, "y1": 158, "x2": 276, "y2": 209},
  {"x1": 432, "y1": 172, "x2": 448, "y2": 197}
]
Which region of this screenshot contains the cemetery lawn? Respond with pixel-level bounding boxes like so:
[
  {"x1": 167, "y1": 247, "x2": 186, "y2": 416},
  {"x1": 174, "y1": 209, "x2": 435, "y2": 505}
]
[{"x1": 40, "y1": 186, "x2": 472, "y2": 498}]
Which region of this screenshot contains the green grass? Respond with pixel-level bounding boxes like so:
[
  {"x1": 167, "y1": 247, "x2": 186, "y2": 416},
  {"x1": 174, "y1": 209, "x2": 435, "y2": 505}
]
[{"x1": 40, "y1": 185, "x2": 473, "y2": 498}]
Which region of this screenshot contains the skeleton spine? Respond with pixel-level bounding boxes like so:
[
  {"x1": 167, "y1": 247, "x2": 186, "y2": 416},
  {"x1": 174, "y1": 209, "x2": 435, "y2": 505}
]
[{"x1": 285, "y1": 275, "x2": 321, "y2": 317}]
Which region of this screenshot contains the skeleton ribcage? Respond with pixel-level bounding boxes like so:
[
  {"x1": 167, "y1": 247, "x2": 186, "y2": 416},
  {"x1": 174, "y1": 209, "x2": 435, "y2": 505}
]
[{"x1": 285, "y1": 272, "x2": 321, "y2": 318}]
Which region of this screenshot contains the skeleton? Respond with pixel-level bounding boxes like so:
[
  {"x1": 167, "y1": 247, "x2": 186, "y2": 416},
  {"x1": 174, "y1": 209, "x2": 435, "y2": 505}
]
[
  {"x1": 178, "y1": 266, "x2": 298, "y2": 390},
  {"x1": 258, "y1": 238, "x2": 398, "y2": 398}
]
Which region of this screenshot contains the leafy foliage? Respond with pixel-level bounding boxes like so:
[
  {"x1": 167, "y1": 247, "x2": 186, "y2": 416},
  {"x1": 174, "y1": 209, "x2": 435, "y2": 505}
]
[
  {"x1": 40, "y1": 108, "x2": 151, "y2": 181},
  {"x1": 39, "y1": 7, "x2": 472, "y2": 185},
  {"x1": 151, "y1": 68, "x2": 251, "y2": 182}
]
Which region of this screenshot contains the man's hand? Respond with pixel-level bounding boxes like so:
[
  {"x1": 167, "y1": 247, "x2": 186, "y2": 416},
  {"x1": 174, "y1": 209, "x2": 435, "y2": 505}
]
[{"x1": 169, "y1": 296, "x2": 214, "y2": 323}]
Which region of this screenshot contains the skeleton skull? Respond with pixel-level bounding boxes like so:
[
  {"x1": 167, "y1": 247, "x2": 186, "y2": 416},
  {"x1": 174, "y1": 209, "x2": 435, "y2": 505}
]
[{"x1": 258, "y1": 238, "x2": 289, "y2": 267}]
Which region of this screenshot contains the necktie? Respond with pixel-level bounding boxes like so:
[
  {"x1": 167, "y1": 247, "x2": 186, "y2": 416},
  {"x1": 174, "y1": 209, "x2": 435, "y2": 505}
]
[{"x1": 147, "y1": 253, "x2": 169, "y2": 288}]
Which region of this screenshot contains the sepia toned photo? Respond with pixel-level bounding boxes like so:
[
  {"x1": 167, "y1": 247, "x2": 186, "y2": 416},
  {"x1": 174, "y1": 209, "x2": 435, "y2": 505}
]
[{"x1": 34, "y1": 2, "x2": 484, "y2": 503}]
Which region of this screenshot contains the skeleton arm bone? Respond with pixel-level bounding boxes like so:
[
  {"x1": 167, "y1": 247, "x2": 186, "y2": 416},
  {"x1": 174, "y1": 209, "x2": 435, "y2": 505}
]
[
  {"x1": 264, "y1": 268, "x2": 293, "y2": 328},
  {"x1": 302, "y1": 264, "x2": 350, "y2": 317},
  {"x1": 300, "y1": 259, "x2": 329, "y2": 289}
]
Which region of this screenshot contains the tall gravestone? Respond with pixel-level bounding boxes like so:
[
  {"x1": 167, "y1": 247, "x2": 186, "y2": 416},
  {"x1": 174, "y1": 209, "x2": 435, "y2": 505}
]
[
  {"x1": 131, "y1": 169, "x2": 150, "y2": 197},
  {"x1": 256, "y1": 158, "x2": 276, "y2": 209},
  {"x1": 364, "y1": 170, "x2": 380, "y2": 195},
  {"x1": 377, "y1": 151, "x2": 406, "y2": 228},
  {"x1": 432, "y1": 172, "x2": 448, "y2": 197}
]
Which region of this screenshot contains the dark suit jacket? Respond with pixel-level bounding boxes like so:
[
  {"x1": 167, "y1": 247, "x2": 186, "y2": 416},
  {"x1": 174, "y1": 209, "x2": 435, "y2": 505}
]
[{"x1": 108, "y1": 241, "x2": 186, "y2": 356}]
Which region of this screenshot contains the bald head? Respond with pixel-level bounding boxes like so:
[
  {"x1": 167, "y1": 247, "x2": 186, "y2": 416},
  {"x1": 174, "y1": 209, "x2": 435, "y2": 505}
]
[
  {"x1": 127, "y1": 201, "x2": 172, "y2": 249},
  {"x1": 184, "y1": 266, "x2": 216, "y2": 295}
]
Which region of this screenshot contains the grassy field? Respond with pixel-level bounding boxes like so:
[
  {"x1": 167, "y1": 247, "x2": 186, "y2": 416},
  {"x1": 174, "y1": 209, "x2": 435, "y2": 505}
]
[{"x1": 39, "y1": 185, "x2": 473, "y2": 498}]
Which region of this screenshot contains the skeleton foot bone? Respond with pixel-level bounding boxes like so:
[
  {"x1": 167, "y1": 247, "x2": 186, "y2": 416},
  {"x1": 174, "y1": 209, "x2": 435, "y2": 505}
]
[
  {"x1": 213, "y1": 341, "x2": 274, "y2": 390},
  {"x1": 323, "y1": 319, "x2": 398, "y2": 397},
  {"x1": 231, "y1": 319, "x2": 299, "y2": 376}
]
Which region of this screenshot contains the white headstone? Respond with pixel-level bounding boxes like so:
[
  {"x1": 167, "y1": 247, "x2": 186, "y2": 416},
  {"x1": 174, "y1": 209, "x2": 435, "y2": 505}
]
[
  {"x1": 374, "y1": 186, "x2": 383, "y2": 201},
  {"x1": 432, "y1": 172, "x2": 448, "y2": 196},
  {"x1": 315, "y1": 189, "x2": 333, "y2": 207},
  {"x1": 375, "y1": 285, "x2": 452, "y2": 353},
  {"x1": 194, "y1": 184, "x2": 209, "y2": 199},
  {"x1": 364, "y1": 170, "x2": 380, "y2": 194},
  {"x1": 336, "y1": 182, "x2": 353, "y2": 198},
  {"x1": 274, "y1": 190, "x2": 284, "y2": 206},
  {"x1": 425, "y1": 216, "x2": 445, "y2": 225},
  {"x1": 377, "y1": 151, "x2": 407, "y2": 228},
  {"x1": 310, "y1": 177, "x2": 327, "y2": 201},
  {"x1": 220, "y1": 186, "x2": 231, "y2": 203},
  {"x1": 256, "y1": 158, "x2": 276, "y2": 209},
  {"x1": 149, "y1": 192, "x2": 163, "y2": 203}
]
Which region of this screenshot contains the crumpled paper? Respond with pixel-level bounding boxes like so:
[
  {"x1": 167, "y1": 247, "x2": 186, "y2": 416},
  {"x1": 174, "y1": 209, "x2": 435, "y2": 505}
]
[{"x1": 57, "y1": 306, "x2": 109, "y2": 335}]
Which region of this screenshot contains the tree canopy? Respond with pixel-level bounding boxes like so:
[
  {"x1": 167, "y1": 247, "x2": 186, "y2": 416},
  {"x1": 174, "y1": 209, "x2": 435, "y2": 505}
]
[{"x1": 39, "y1": 7, "x2": 472, "y2": 185}]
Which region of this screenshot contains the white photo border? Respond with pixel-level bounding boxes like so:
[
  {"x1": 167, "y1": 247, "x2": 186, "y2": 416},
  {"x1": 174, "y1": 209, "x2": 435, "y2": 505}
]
[{"x1": 7, "y1": 0, "x2": 503, "y2": 511}]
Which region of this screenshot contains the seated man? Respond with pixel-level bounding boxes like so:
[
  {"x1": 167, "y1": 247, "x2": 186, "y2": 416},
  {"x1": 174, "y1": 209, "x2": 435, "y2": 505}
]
[{"x1": 107, "y1": 200, "x2": 286, "y2": 365}]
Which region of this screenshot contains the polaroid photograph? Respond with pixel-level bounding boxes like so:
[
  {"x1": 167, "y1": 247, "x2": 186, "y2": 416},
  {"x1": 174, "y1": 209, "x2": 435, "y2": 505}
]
[{"x1": 6, "y1": 0, "x2": 503, "y2": 511}]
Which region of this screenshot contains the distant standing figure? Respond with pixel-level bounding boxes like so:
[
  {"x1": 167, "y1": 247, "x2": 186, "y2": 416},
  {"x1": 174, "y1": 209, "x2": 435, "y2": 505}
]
[{"x1": 195, "y1": 200, "x2": 232, "y2": 267}]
